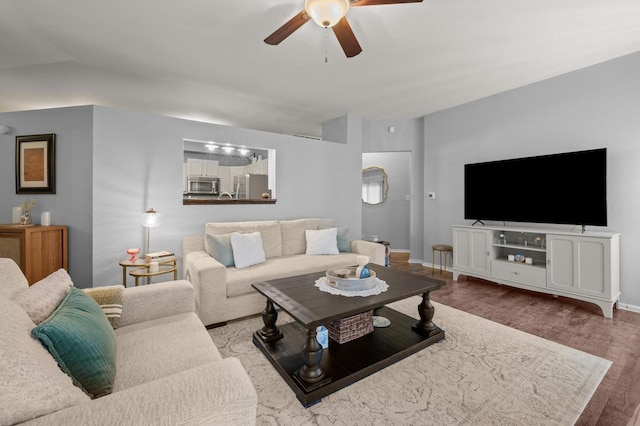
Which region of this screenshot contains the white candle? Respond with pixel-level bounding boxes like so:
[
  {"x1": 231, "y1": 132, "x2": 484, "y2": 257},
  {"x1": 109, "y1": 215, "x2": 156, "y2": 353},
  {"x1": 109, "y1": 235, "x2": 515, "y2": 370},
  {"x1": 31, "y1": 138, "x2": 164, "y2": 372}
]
[
  {"x1": 12, "y1": 207, "x2": 22, "y2": 224},
  {"x1": 41, "y1": 211, "x2": 51, "y2": 226},
  {"x1": 149, "y1": 262, "x2": 159, "y2": 272}
]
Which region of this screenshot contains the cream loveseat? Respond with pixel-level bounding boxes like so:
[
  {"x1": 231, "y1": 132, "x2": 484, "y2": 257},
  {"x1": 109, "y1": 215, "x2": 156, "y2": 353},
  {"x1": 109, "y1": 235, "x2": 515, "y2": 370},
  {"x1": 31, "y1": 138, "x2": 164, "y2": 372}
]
[
  {"x1": 183, "y1": 218, "x2": 385, "y2": 327},
  {"x1": 0, "y1": 258, "x2": 257, "y2": 426}
]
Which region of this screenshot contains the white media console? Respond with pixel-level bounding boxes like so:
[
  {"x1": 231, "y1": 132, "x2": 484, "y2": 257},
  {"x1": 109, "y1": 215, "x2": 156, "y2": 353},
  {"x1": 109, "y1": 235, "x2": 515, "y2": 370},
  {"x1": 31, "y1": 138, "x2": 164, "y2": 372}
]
[{"x1": 452, "y1": 225, "x2": 620, "y2": 318}]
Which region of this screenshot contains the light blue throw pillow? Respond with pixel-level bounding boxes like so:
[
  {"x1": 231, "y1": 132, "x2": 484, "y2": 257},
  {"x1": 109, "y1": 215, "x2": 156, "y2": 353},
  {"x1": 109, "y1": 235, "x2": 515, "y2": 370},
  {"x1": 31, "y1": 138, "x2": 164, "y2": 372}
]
[
  {"x1": 31, "y1": 287, "x2": 117, "y2": 398},
  {"x1": 320, "y1": 226, "x2": 350, "y2": 252},
  {"x1": 205, "y1": 233, "x2": 235, "y2": 267}
]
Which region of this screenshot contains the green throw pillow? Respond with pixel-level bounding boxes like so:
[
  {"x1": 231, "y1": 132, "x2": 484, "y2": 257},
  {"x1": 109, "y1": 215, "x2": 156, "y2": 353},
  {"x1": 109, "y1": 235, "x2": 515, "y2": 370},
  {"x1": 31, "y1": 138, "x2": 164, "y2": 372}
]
[
  {"x1": 31, "y1": 287, "x2": 117, "y2": 398},
  {"x1": 320, "y1": 226, "x2": 351, "y2": 252},
  {"x1": 205, "y1": 233, "x2": 235, "y2": 267}
]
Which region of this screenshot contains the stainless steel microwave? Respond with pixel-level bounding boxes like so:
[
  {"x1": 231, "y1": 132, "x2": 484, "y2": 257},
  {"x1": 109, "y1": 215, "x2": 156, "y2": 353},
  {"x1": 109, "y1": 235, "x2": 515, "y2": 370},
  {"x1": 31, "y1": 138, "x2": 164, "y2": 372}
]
[{"x1": 187, "y1": 176, "x2": 219, "y2": 195}]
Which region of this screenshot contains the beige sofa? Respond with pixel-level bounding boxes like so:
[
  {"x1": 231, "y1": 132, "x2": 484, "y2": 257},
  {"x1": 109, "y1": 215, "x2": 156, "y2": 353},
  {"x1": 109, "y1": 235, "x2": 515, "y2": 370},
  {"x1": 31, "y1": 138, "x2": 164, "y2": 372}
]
[
  {"x1": 0, "y1": 258, "x2": 257, "y2": 426},
  {"x1": 183, "y1": 218, "x2": 385, "y2": 327}
]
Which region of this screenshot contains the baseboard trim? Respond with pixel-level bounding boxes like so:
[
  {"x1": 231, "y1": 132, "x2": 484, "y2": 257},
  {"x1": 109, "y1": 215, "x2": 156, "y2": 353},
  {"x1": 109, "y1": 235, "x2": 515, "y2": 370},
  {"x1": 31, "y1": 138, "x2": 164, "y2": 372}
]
[
  {"x1": 390, "y1": 249, "x2": 410, "y2": 253},
  {"x1": 420, "y1": 261, "x2": 451, "y2": 272},
  {"x1": 617, "y1": 302, "x2": 640, "y2": 313},
  {"x1": 408, "y1": 258, "x2": 423, "y2": 264}
]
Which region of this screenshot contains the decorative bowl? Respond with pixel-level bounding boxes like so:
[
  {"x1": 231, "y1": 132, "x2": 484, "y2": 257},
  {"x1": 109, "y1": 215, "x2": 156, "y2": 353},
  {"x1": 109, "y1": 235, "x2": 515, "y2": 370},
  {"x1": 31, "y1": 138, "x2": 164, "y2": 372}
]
[{"x1": 326, "y1": 267, "x2": 377, "y2": 291}]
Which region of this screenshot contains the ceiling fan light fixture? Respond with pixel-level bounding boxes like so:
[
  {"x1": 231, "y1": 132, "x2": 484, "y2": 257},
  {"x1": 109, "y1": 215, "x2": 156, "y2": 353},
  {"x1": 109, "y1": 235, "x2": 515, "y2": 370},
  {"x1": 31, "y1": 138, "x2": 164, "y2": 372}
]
[{"x1": 305, "y1": 0, "x2": 350, "y2": 28}]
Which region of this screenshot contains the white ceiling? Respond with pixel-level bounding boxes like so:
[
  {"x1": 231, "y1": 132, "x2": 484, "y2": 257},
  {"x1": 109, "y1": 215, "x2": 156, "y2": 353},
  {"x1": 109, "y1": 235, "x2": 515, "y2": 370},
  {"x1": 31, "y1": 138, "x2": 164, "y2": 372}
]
[{"x1": 2, "y1": 0, "x2": 640, "y2": 137}]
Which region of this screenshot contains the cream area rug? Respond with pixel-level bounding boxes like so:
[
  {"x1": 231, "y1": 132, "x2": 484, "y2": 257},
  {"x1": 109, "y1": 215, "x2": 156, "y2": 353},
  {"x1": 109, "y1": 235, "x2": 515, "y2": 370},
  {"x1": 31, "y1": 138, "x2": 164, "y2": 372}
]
[{"x1": 208, "y1": 297, "x2": 611, "y2": 425}]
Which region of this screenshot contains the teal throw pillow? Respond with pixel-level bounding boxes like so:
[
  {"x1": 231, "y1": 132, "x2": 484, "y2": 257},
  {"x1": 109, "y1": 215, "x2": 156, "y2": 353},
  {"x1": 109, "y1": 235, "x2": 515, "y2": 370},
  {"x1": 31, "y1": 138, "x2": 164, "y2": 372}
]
[
  {"x1": 205, "y1": 233, "x2": 235, "y2": 267},
  {"x1": 320, "y1": 226, "x2": 350, "y2": 252},
  {"x1": 31, "y1": 287, "x2": 117, "y2": 398}
]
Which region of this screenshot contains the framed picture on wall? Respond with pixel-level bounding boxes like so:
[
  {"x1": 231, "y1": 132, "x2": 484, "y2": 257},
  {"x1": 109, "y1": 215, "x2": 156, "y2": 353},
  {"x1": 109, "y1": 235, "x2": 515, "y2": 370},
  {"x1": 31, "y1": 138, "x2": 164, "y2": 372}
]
[{"x1": 15, "y1": 133, "x2": 56, "y2": 194}]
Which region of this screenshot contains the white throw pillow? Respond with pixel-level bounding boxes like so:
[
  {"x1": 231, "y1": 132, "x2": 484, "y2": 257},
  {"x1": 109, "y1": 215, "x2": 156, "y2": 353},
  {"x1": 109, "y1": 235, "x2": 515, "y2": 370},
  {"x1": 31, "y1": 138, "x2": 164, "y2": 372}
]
[
  {"x1": 305, "y1": 228, "x2": 339, "y2": 255},
  {"x1": 230, "y1": 232, "x2": 266, "y2": 269},
  {"x1": 11, "y1": 268, "x2": 73, "y2": 324}
]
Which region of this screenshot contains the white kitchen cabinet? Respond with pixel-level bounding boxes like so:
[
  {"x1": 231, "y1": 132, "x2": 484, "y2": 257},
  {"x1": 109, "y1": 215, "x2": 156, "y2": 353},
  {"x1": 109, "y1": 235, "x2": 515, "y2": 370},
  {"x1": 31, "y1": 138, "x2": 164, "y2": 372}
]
[
  {"x1": 203, "y1": 160, "x2": 218, "y2": 177},
  {"x1": 229, "y1": 166, "x2": 246, "y2": 179},
  {"x1": 452, "y1": 225, "x2": 620, "y2": 318},
  {"x1": 258, "y1": 158, "x2": 268, "y2": 175},
  {"x1": 186, "y1": 159, "x2": 218, "y2": 177},
  {"x1": 218, "y1": 166, "x2": 231, "y2": 193}
]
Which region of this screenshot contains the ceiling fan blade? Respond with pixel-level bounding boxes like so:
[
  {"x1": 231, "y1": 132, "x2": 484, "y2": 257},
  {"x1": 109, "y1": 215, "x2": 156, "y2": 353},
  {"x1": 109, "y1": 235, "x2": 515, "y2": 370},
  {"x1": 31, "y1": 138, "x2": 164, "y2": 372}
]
[
  {"x1": 332, "y1": 17, "x2": 362, "y2": 58},
  {"x1": 264, "y1": 10, "x2": 310, "y2": 45},
  {"x1": 350, "y1": 0, "x2": 423, "y2": 6}
]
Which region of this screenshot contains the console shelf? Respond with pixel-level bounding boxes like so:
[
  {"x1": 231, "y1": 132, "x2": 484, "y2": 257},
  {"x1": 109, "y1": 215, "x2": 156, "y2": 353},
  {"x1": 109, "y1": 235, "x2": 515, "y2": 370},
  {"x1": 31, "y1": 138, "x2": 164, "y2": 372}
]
[
  {"x1": 492, "y1": 243, "x2": 546, "y2": 253},
  {"x1": 452, "y1": 225, "x2": 620, "y2": 318}
]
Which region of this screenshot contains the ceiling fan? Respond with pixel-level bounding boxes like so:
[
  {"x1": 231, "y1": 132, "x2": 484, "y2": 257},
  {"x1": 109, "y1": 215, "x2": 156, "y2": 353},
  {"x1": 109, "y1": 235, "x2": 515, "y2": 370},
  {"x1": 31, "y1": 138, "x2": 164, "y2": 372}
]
[{"x1": 264, "y1": 0, "x2": 423, "y2": 58}]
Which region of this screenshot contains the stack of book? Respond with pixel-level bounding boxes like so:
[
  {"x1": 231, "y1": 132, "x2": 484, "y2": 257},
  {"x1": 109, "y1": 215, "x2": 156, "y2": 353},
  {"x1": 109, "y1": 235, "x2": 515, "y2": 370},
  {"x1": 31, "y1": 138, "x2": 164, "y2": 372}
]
[{"x1": 144, "y1": 251, "x2": 175, "y2": 263}]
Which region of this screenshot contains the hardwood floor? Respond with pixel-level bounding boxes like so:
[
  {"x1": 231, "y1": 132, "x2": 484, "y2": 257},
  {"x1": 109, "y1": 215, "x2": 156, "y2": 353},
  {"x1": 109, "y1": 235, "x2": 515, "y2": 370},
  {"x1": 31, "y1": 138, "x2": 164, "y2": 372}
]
[{"x1": 390, "y1": 252, "x2": 640, "y2": 426}]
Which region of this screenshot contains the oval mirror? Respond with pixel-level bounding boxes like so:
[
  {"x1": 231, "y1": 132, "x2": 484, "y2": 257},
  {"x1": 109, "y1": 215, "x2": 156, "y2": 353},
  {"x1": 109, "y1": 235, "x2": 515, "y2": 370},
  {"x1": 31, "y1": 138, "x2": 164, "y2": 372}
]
[{"x1": 362, "y1": 166, "x2": 388, "y2": 205}]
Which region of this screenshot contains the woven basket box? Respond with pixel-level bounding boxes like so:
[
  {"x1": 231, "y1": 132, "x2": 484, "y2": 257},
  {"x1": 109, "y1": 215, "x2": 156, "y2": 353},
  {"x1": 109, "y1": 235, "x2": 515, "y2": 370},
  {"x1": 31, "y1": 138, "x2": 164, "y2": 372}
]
[{"x1": 328, "y1": 310, "x2": 374, "y2": 344}]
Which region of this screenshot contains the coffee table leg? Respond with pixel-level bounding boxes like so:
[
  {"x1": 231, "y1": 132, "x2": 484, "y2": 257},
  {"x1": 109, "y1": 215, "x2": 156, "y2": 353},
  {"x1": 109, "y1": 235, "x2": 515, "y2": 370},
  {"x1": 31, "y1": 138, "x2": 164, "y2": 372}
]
[
  {"x1": 294, "y1": 328, "x2": 331, "y2": 391},
  {"x1": 257, "y1": 299, "x2": 283, "y2": 343},
  {"x1": 412, "y1": 291, "x2": 441, "y2": 337}
]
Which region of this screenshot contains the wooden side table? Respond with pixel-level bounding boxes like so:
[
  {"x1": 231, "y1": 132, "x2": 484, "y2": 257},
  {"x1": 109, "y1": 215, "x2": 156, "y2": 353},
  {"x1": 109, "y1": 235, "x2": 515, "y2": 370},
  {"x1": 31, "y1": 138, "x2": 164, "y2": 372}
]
[{"x1": 119, "y1": 257, "x2": 177, "y2": 286}]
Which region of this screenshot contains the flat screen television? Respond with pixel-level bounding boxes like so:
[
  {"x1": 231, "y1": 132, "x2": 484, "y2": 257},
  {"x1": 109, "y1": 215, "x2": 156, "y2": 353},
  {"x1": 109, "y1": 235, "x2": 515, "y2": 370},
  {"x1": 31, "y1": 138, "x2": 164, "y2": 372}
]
[{"x1": 464, "y1": 148, "x2": 607, "y2": 227}]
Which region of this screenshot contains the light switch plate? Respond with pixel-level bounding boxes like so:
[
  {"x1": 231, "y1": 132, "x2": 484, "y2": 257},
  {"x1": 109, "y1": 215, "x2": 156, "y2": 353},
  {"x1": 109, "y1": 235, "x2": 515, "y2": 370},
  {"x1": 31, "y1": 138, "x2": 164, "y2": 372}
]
[{"x1": 427, "y1": 192, "x2": 436, "y2": 199}]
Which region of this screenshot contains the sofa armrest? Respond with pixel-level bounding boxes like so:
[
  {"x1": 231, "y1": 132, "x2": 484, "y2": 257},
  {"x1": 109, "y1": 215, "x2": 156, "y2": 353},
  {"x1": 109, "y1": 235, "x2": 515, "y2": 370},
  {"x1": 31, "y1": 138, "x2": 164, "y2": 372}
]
[
  {"x1": 22, "y1": 358, "x2": 257, "y2": 426},
  {"x1": 351, "y1": 240, "x2": 386, "y2": 266},
  {"x1": 119, "y1": 280, "x2": 195, "y2": 327},
  {"x1": 183, "y1": 251, "x2": 228, "y2": 326}
]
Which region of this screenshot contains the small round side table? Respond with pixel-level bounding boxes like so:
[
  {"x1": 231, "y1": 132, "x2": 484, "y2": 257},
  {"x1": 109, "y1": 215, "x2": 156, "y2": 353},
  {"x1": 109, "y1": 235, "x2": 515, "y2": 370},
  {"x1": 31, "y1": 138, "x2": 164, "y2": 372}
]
[{"x1": 432, "y1": 244, "x2": 453, "y2": 276}]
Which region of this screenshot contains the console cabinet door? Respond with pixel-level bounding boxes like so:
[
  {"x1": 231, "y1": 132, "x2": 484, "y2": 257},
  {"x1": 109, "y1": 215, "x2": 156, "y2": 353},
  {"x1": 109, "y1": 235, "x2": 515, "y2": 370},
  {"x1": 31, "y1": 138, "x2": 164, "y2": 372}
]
[
  {"x1": 547, "y1": 234, "x2": 611, "y2": 298},
  {"x1": 453, "y1": 228, "x2": 491, "y2": 275}
]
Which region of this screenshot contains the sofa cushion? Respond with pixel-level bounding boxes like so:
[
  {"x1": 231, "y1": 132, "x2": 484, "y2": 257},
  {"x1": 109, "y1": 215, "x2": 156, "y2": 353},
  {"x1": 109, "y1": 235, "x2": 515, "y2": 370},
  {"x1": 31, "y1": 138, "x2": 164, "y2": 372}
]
[
  {"x1": 32, "y1": 287, "x2": 117, "y2": 398},
  {"x1": 206, "y1": 220, "x2": 282, "y2": 258},
  {"x1": 113, "y1": 312, "x2": 222, "y2": 391},
  {"x1": 305, "y1": 228, "x2": 339, "y2": 255},
  {"x1": 11, "y1": 268, "x2": 72, "y2": 324},
  {"x1": 226, "y1": 253, "x2": 360, "y2": 298},
  {"x1": 231, "y1": 232, "x2": 266, "y2": 269},
  {"x1": 83, "y1": 285, "x2": 124, "y2": 329},
  {"x1": 0, "y1": 296, "x2": 89, "y2": 425},
  {"x1": 205, "y1": 233, "x2": 235, "y2": 267},
  {"x1": 0, "y1": 258, "x2": 29, "y2": 299},
  {"x1": 280, "y1": 218, "x2": 322, "y2": 256}
]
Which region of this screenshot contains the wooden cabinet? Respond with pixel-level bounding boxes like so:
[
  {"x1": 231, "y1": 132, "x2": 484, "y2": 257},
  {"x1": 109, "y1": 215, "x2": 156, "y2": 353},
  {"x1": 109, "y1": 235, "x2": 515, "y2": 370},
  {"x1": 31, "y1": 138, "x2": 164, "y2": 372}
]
[
  {"x1": 0, "y1": 225, "x2": 68, "y2": 285},
  {"x1": 452, "y1": 225, "x2": 620, "y2": 318}
]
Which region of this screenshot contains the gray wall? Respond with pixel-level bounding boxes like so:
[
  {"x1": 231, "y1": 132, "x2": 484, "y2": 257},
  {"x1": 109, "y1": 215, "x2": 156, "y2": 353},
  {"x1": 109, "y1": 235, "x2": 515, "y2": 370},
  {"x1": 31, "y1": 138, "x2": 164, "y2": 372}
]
[
  {"x1": 362, "y1": 117, "x2": 425, "y2": 262},
  {"x1": 0, "y1": 106, "x2": 93, "y2": 286},
  {"x1": 422, "y1": 50, "x2": 640, "y2": 308},
  {"x1": 91, "y1": 106, "x2": 363, "y2": 285},
  {"x1": 0, "y1": 106, "x2": 364, "y2": 287},
  {"x1": 362, "y1": 152, "x2": 411, "y2": 251}
]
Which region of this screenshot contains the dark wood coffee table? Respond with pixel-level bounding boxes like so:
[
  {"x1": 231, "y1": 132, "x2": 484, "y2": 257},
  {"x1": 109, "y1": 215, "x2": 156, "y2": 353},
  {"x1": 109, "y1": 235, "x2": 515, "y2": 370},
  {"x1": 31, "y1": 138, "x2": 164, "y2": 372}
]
[{"x1": 252, "y1": 267, "x2": 446, "y2": 406}]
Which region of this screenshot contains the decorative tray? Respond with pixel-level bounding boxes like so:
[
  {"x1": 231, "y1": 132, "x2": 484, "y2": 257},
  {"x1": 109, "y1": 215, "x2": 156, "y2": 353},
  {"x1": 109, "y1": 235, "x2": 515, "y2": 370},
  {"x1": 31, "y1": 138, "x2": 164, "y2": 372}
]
[{"x1": 326, "y1": 267, "x2": 377, "y2": 291}]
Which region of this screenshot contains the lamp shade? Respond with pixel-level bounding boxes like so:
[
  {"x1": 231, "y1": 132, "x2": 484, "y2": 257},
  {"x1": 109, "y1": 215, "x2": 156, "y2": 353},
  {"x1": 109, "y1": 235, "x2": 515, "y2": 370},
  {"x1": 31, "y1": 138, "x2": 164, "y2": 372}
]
[
  {"x1": 305, "y1": 0, "x2": 350, "y2": 27},
  {"x1": 141, "y1": 208, "x2": 161, "y2": 228}
]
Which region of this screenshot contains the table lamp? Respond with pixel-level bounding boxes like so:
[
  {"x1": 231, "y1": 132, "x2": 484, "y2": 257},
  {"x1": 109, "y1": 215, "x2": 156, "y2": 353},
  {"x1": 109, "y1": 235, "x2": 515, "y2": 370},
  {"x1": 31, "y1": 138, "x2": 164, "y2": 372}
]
[{"x1": 141, "y1": 208, "x2": 161, "y2": 254}]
